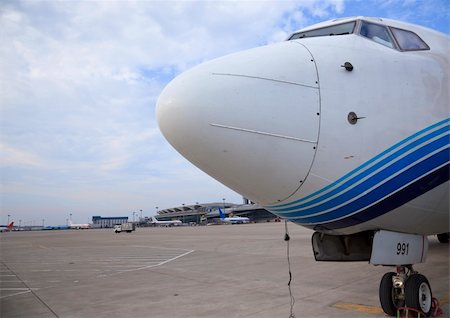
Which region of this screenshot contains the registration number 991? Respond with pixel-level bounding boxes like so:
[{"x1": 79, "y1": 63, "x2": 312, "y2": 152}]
[
  {"x1": 396, "y1": 242, "x2": 409, "y2": 255},
  {"x1": 370, "y1": 230, "x2": 427, "y2": 266}
]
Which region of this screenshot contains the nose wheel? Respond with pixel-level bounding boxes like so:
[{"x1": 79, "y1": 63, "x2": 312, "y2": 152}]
[
  {"x1": 404, "y1": 274, "x2": 432, "y2": 316},
  {"x1": 379, "y1": 272, "x2": 405, "y2": 316},
  {"x1": 379, "y1": 266, "x2": 433, "y2": 317}
]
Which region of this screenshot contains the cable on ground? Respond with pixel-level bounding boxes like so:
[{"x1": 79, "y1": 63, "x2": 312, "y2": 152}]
[{"x1": 284, "y1": 220, "x2": 296, "y2": 318}]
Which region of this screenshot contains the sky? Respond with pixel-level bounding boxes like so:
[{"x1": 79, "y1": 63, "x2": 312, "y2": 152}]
[{"x1": 1, "y1": 0, "x2": 449, "y2": 226}]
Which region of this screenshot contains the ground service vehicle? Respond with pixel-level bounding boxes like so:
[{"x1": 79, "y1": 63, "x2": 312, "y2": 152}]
[{"x1": 114, "y1": 223, "x2": 135, "y2": 233}]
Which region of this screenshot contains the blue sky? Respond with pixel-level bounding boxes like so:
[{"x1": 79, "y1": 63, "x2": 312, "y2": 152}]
[{"x1": 1, "y1": 0, "x2": 449, "y2": 225}]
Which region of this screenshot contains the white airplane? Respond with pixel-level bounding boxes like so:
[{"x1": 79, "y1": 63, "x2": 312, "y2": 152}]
[
  {"x1": 157, "y1": 16, "x2": 449, "y2": 316},
  {"x1": 149, "y1": 216, "x2": 182, "y2": 227},
  {"x1": 69, "y1": 220, "x2": 91, "y2": 230},
  {"x1": 219, "y1": 208, "x2": 250, "y2": 224},
  {"x1": 0, "y1": 222, "x2": 14, "y2": 232}
]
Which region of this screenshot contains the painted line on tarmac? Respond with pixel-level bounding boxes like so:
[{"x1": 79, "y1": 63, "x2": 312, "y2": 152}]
[
  {"x1": 332, "y1": 302, "x2": 384, "y2": 315},
  {"x1": 440, "y1": 293, "x2": 450, "y2": 305},
  {"x1": 103, "y1": 265, "x2": 153, "y2": 268},
  {"x1": 0, "y1": 280, "x2": 27, "y2": 282},
  {"x1": 118, "y1": 249, "x2": 195, "y2": 272},
  {"x1": 0, "y1": 260, "x2": 59, "y2": 317},
  {"x1": 106, "y1": 249, "x2": 195, "y2": 276},
  {"x1": 334, "y1": 293, "x2": 449, "y2": 316},
  {"x1": 0, "y1": 290, "x2": 32, "y2": 299},
  {"x1": 131, "y1": 245, "x2": 194, "y2": 251}
]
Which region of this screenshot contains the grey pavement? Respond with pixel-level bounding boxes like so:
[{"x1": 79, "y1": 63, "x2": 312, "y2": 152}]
[{"x1": 0, "y1": 223, "x2": 448, "y2": 318}]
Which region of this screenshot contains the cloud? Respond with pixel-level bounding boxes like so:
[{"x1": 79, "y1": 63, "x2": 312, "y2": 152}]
[
  {"x1": 7, "y1": 0, "x2": 447, "y2": 224},
  {"x1": 0, "y1": 143, "x2": 44, "y2": 168}
]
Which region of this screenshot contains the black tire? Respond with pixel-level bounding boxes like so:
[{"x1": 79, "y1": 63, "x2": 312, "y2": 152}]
[
  {"x1": 379, "y1": 272, "x2": 403, "y2": 316},
  {"x1": 405, "y1": 274, "x2": 432, "y2": 317},
  {"x1": 437, "y1": 232, "x2": 449, "y2": 243}
]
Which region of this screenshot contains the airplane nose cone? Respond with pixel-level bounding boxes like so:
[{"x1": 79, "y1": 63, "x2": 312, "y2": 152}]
[{"x1": 157, "y1": 41, "x2": 320, "y2": 205}]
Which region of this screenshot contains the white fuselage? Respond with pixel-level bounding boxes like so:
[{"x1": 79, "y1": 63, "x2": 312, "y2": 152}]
[
  {"x1": 69, "y1": 222, "x2": 90, "y2": 229},
  {"x1": 150, "y1": 217, "x2": 182, "y2": 226},
  {"x1": 221, "y1": 216, "x2": 250, "y2": 224},
  {"x1": 157, "y1": 17, "x2": 449, "y2": 236}
]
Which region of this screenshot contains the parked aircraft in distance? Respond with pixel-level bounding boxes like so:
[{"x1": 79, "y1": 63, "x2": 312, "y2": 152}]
[
  {"x1": 43, "y1": 225, "x2": 70, "y2": 230},
  {"x1": 150, "y1": 216, "x2": 182, "y2": 227},
  {"x1": 69, "y1": 221, "x2": 91, "y2": 230},
  {"x1": 219, "y1": 209, "x2": 250, "y2": 224},
  {"x1": 157, "y1": 17, "x2": 449, "y2": 317},
  {"x1": 0, "y1": 222, "x2": 14, "y2": 232}
]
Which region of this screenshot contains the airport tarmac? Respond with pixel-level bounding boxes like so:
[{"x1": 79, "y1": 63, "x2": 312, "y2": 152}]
[{"x1": 0, "y1": 222, "x2": 448, "y2": 318}]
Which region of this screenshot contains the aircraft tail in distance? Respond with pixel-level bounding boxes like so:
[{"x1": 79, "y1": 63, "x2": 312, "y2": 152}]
[
  {"x1": 0, "y1": 222, "x2": 14, "y2": 232},
  {"x1": 218, "y1": 209, "x2": 250, "y2": 224}
]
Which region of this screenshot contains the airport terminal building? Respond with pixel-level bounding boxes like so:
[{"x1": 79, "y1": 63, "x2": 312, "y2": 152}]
[
  {"x1": 155, "y1": 202, "x2": 277, "y2": 224},
  {"x1": 92, "y1": 216, "x2": 128, "y2": 228}
]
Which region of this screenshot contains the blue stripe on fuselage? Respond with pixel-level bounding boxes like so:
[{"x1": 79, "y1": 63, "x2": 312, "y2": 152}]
[
  {"x1": 265, "y1": 119, "x2": 450, "y2": 230},
  {"x1": 301, "y1": 164, "x2": 449, "y2": 231},
  {"x1": 268, "y1": 118, "x2": 450, "y2": 211}
]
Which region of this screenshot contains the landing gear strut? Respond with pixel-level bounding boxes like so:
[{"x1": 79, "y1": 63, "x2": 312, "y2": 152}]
[{"x1": 379, "y1": 265, "x2": 433, "y2": 317}]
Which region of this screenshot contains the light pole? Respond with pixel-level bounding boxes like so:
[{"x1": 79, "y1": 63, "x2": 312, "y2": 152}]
[
  {"x1": 222, "y1": 198, "x2": 226, "y2": 211},
  {"x1": 19, "y1": 219, "x2": 22, "y2": 230},
  {"x1": 140, "y1": 209, "x2": 143, "y2": 219},
  {"x1": 7, "y1": 214, "x2": 10, "y2": 224},
  {"x1": 42, "y1": 219, "x2": 45, "y2": 227}
]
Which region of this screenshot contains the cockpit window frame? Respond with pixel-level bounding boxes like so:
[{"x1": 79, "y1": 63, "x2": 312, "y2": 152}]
[
  {"x1": 389, "y1": 27, "x2": 430, "y2": 52},
  {"x1": 288, "y1": 21, "x2": 357, "y2": 40},
  {"x1": 357, "y1": 20, "x2": 397, "y2": 49},
  {"x1": 356, "y1": 20, "x2": 430, "y2": 52},
  {"x1": 288, "y1": 19, "x2": 431, "y2": 53}
]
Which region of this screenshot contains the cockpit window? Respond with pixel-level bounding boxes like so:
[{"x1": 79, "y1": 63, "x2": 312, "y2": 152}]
[
  {"x1": 289, "y1": 21, "x2": 356, "y2": 40},
  {"x1": 390, "y1": 27, "x2": 429, "y2": 51},
  {"x1": 360, "y1": 21, "x2": 394, "y2": 48},
  {"x1": 289, "y1": 19, "x2": 431, "y2": 52}
]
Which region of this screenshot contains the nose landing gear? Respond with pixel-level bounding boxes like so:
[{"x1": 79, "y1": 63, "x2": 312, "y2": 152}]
[{"x1": 379, "y1": 265, "x2": 435, "y2": 317}]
